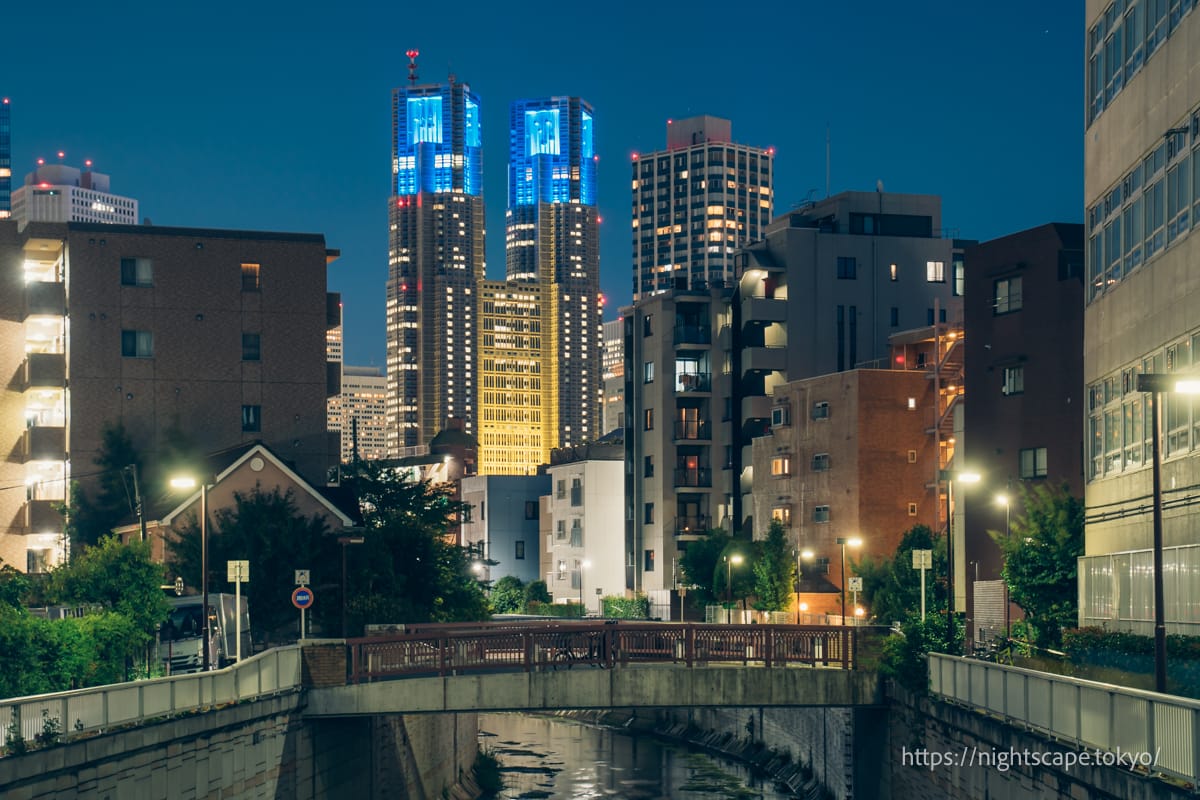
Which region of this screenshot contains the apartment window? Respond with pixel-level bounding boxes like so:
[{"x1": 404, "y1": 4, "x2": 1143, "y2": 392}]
[
  {"x1": 643, "y1": 314, "x2": 653, "y2": 336},
  {"x1": 524, "y1": 501, "x2": 537, "y2": 519},
  {"x1": 994, "y1": 276, "x2": 1023, "y2": 314},
  {"x1": 644, "y1": 503, "x2": 655, "y2": 523},
  {"x1": 556, "y1": 519, "x2": 566, "y2": 540},
  {"x1": 242, "y1": 333, "x2": 261, "y2": 361},
  {"x1": 241, "y1": 262, "x2": 261, "y2": 291},
  {"x1": 644, "y1": 549, "x2": 656, "y2": 572},
  {"x1": 556, "y1": 479, "x2": 566, "y2": 499},
  {"x1": 480, "y1": 501, "x2": 486, "y2": 520},
  {"x1": 953, "y1": 255, "x2": 965, "y2": 296},
  {"x1": 644, "y1": 409, "x2": 654, "y2": 430},
  {"x1": 515, "y1": 541, "x2": 526, "y2": 560},
  {"x1": 890, "y1": 307, "x2": 899, "y2": 327},
  {"x1": 120, "y1": 257, "x2": 153, "y2": 286},
  {"x1": 770, "y1": 406, "x2": 790, "y2": 427},
  {"x1": 907, "y1": 449, "x2": 918, "y2": 463},
  {"x1": 836, "y1": 256, "x2": 857, "y2": 279},
  {"x1": 644, "y1": 455, "x2": 655, "y2": 477},
  {"x1": 908, "y1": 502, "x2": 919, "y2": 516},
  {"x1": 811, "y1": 453, "x2": 830, "y2": 471},
  {"x1": 241, "y1": 405, "x2": 261, "y2": 432},
  {"x1": 811, "y1": 401, "x2": 830, "y2": 420},
  {"x1": 643, "y1": 361, "x2": 655, "y2": 383},
  {"x1": 813, "y1": 505, "x2": 831, "y2": 523},
  {"x1": 813, "y1": 556, "x2": 831, "y2": 574},
  {"x1": 120, "y1": 330, "x2": 154, "y2": 358},
  {"x1": 771, "y1": 506, "x2": 792, "y2": 525},
  {"x1": 889, "y1": 263, "x2": 898, "y2": 281},
  {"x1": 1019, "y1": 447, "x2": 1048, "y2": 479},
  {"x1": 771, "y1": 456, "x2": 792, "y2": 476},
  {"x1": 26, "y1": 549, "x2": 51, "y2": 574},
  {"x1": 570, "y1": 518, "x2": 583, "y2": 547},
  {"x1": 1002, "y1": 366, "x2": 1025, "y2": 396},
  {"x1": 926, "y1": 260, "x2": 945, "y2": 282},
  {"x1": 570, "y1": 477, "x2": 582, "y2": 507}
]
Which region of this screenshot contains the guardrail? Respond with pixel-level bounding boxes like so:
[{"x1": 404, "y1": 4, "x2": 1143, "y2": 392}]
[
  {"x1": 0, "y1": 646, "x2": 301, "y2": 750},
  {"x1": 349, "y1": 622, "x2": 859, "y2": 682},
  {"x1": 929, "y1": 652, "x2": 1200, "y2": 788}
]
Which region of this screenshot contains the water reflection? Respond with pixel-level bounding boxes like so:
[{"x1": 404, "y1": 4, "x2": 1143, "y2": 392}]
[{"x1": 480, "y1": 713, "x2": 797, "y2": 800}]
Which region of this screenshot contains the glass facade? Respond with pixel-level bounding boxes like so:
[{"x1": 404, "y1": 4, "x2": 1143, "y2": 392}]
[
  {"x1": 392, "y1": 81, "x2": 482, "y2": 197},
  {"x1": 508, "y1": 97, "x2": 596, "y2": 208}
]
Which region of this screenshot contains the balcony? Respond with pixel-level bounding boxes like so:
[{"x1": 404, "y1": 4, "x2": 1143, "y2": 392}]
[
  {"x1": 24, "y1": 353, "x2": 66, "y2": 389},
  {"x1": 23, "y1": 425, "x2": 66, "y2": 462},
  {"x1": 673, "y1": 468, "x2": 712, "y2": 488},
  {"x1": 673, "y1": 325, "x2": 712, "y2": 345},
  {"x1": 674, "y1": 514, "x2": 712, "y2": 536},
  {"x1": 25, "y1": 500, "x2": 62, "y2": 532},
  {"x1": 674, "y1": 420, "x2": 711, "y2": 440},
  {"x1": 742, "y1": 346, "x2": 787, "y2": 374},
  {"x1": 741, "y1": 295, "x2": 786, "y2": 324},
  {"x1": 25, "y1": 282, "x2": 65, "y2": 319},
  {"x1": 717, "y1": 324, "x2": 731, "y2": 350},
  {"x1": 675, "y1": 372, "x2": 712, "y2": 393}
]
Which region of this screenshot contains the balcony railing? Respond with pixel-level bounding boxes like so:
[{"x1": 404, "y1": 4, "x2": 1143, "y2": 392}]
[
  {"x1": 675, "y1": 372, "x2": 711, "y2": 393},
  {"x1": 23, "y1": 425, "x2": 66, "y2": 462},
  {"x1": 673, "y1": 468, "x2": 712, "y2": 488},
  {"x1": 673, "y1": 325, "x2": 712, "y2": 345},
  {"x1": 24, "y1": 353, "x2": 66, "y2": 389},
  {"x1": 25, "y1": 281, "x2": 65, "y2": 319},
  {"x1": 25, "y1": 500, "x2": 61, "y2": 531},
  {"x1": 673, "y1": 420, "x2": 711, "y2": 440},
  {"x1": 673, "y1": 515, "x2": 712, "y2": 536}
]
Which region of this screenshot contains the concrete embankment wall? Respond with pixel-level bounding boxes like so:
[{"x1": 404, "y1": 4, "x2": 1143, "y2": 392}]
[{"x1": 0, "y1": 693, "x2": 478, "y2": 800}]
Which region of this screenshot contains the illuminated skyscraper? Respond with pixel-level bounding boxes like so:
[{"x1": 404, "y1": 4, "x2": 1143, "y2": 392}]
[
  {"x1": 11, "y1": 160, "x2": 137, "y2": 225},
  {"x1": 386, "y1": 56, "x2": 485, "y2": 454},
  {"x1": 631, "y1": 115, "x2": 773, "y2": 300},
  {"x1": 0, "y1": 98, "x2": 10, "y2": 219},
  {"x1": 477, "y1": 97, "x2": 601, "y2": 474}
]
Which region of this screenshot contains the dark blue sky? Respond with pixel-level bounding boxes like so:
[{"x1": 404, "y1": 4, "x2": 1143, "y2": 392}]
[{"x1": 7, "y1": 1, "x2": 1080, "y2": 368}]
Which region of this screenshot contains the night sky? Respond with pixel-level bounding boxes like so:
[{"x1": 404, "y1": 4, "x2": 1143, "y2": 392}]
[{"x1": 7, "y1": 1, "x2": 1080, "y2": 368}]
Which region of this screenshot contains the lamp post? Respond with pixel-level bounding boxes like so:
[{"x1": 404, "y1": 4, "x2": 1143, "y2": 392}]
[
  {"x1": 578, "y1": 559, "x2": 592, "y2": 614},
  {"x1": 941, "y1": 470, "x2": 981, "y2": 653},
  {"x1": 995, "y1": 494, "x2": 1011, "y2": 638},
  {"x1": 1136, "y1": 374, "x2": 1200, "y2": 693},
  {"x1": 724, "y1": 553, "x2": 744, "y2": 613},
  {"x1": 835, "y1": 537, "x2": 862, "y2": 627},
  {"x1": 338, "y1": 533, "x2": 365, "y2": 638},
  {"x1": 170, "y1": 476, "x2": 210, "y2": 671},
  {"x1": 795, "y1": 547, "x2": 814, "y2": 624}
]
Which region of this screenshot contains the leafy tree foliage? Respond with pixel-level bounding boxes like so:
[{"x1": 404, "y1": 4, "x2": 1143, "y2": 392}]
[
  {"x1": 752, "y1": 520, "x2": 796, "y2": 611},
  {"x1": 523, "y1": 580, "x2": 551, "y2": 607},
  {"x1": 857, "y1": 525, "x2": 947, "y2": 625},
  {"x1": 63, "y1": 422, "x2": 141, "y2": 552},
  {"x1": 490, "y1": 576, "x2": 526, "y2": 614},
  {"x1": 715, "y1": 540, "x2": 754, "y2": 605},
  {"x1": 995, "y1": 483, "x2": 1084, "y2": 648},
  {"x1": 881, "y1": 613, "x2": 964, "y2": 693},
  {"x1": 678, "y1": 529, "x2": 730, "y2": 604},
  {"x1": 169, "y1": 488, "x2": 336, "y2": 640}
]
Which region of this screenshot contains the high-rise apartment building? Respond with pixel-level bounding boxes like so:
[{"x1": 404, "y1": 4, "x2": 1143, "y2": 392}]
[
  {"x1": 12, "y1": 161, "x2": 138, "y2": 225},
  {"x1": 631, "y1": 116, "x2": 773, "y2": 300},
  {"x1": 1079, "y1": 1, "x2": 1200, "y2": 636},
  {"x1": 0, "y1": 98, "x2": 10, "y2": 219},
  {"x1": 328, "y1": 366, "x2": 388, "y2": 463},
  {"x1": 385, "y1": 70, "x2": 484, "y2": 454},
  {"x1": 0, "y1": 220, "x2": 341, "y2": 572},
  {"x1": 477, "y1": 97, "x2": 601, "y2": 474}
]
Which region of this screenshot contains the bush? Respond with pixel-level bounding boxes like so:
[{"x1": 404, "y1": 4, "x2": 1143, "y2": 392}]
[
  {"x1": 1062, "y1": 627, "x2": 1200, "y2": 660},
  {"x1": 526, "y1": 601, "x2": 583, "y2": 618},
  {"x1": 600, "y1": 594, "x2": 650, "y2": 619}
]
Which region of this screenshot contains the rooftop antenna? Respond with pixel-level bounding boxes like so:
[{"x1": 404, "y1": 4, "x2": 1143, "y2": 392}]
[{"x1": 405, "y1": 49, "x2": 420, "y2": 86}]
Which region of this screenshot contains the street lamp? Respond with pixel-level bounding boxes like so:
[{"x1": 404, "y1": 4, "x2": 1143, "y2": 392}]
[
  {"x1": 941, "y1": 470, "x2": 981, "y2": 652},
  {"x1": 995, "y1": 494, "x2": 1011, "y2": 639},
  {"x1": 1137, "y1": 373, "x2": 1200, "y2": 693},
  {"x1": 338, "y1": 533, "x2": 365, "y2": 638},
  {"x1": 578, "y1": 559, "x2": 592, "y2": 614},
  {"x1": 724, "y1": 553, "x2": 744, "y2": 608},
  {"x1": 170, "y1": 475, "x2": 210, "y2": 671},
  {"x1": 795, "y1": 548, "x2": 814, "y2": 624},
  {"x1": 835, "y1": 537, "x2": 862, "y2": 627}
]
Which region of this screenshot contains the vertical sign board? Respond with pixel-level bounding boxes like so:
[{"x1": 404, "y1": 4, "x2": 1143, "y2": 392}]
[
  {"x1": 227, "y1": 560, "x2": 249, "y2": 662},
  {"x1": 292, "y1": 577, "x2": 313, "y2": 641},
  {"x1": 913, "y1": 549, "x2": 933, "y2": 620}
]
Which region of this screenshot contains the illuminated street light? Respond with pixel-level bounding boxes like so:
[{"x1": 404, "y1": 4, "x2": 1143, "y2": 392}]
[
  {"x1": 836, "y1": 537, "x2": 862, "y2": 628},
  {"x1": 724, "y1": 553, "x2": 745, "y2": 608},
  {"x1": 170, "y1": 475, "x2": 210, "y2": 671},
  {"x1": 940, "y1": 470, "x2": 980, "y2": 652}
]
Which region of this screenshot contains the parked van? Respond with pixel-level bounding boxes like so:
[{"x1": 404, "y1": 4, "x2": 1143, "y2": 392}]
[{"x1": 158, "y1": 593, "x2": 250, "y2": 673}]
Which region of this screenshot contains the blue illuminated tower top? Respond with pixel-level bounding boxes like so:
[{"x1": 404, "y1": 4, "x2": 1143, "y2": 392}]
[
  {"x1": 0, "y1": 98, "x2": 10, "y2": 218},
  {"x1": 392, "y1": 76, "x2": 482, "y2": 196},
  {"x1": 508, "y1": 97, "x2": 595, "y2": 208}
]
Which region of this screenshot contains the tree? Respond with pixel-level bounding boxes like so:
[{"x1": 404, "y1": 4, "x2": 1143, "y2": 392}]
[
  {"x1": 47, "y1": 535, "x2": 169, "y2": 643},
  {"x1": 490, "y1": 576, "x2": 525, "y2": 614},
  {"x1": 169, "y1": 488, "x2": 336, "y2": 640},
  {"x1": 752, "y1": 520, "x2": 795, "y2": 612},
  {"x1": 523, "y1": 580, "x2": 551, "y2": 608},
  {"x1": 995, "y1": 483, "x2": 1084, "y2": 649},
  {"x1": 62, "y1": 422, "x2": 142, "y2": 553},
  {"x1": 678, "y1": 529, "x2": 730, "y2": 604},
  {"x1": 857, "y1": 525, "x2": 946, "y2": 625}
]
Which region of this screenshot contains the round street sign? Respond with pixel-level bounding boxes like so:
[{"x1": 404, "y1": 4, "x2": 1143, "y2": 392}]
[{"x1": 292, "y1": 587, "x2": 314, "y2": 609}]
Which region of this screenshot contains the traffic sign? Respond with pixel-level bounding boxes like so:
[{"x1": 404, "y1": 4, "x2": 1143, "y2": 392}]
[
  {"x1": 292, "y1": 587, "x2": 314, "y2": 609},
  {"x1": 174, "y1": 577, "x2": 184, "y2": 596},
  {"x1": 848, "y1": 577, "x2": 863, "y2": 592},
  {"x1": 295, "y1": 569, "x2": 310, "y2": 586},
  {"x1": 913, "y1": 549, "x2": 932, "y2": 569},
  {"x1": 228, "y1": 560, "x2": 250, "y2": 583}
]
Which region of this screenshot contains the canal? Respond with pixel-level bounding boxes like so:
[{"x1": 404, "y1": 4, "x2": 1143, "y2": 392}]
[{"x1": 480, "y1": 713, "x2": 800, "y2": 799}]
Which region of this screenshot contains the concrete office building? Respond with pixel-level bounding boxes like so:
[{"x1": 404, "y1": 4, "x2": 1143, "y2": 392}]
[
  {"x1": 11, "y1": 161, "x2": 138, "y2": 225},
  {"x1": 1079, "y1": 1, "x2": 1200, "y2": 634},
  {"x1": 733, "y1": 191, "x2": 965, "y2": 535},
  {"x1": 0, "y1": 220, "x2": 340, "y2": 572},
  {"x1": 328, "y1": 366, "x2": 388, "y2": 463},
  {"x1": 542, "y1": 435, "x2": 624, "y2": 616},
  {"x1": 386, "y1": 67, "x2": 484, "y2": 453},
  {"x1": 633, "y1": 113, "x2": 772, "y2": 298},
  {"x1": 631, "y1": 116, "x2": 773, "y2": 300},
  {"x1": 460, "y1": 474, "x2": 549, "y2": 585},
  {"x1": 0, "y1": 98, "x2": 10, "y2": 219},
  {"x1": 962, "y1": 224, "x2": 1085, "y2": 642},
  {"x1": 602, "y1": 318, "x2": 625, "y2": 436}
]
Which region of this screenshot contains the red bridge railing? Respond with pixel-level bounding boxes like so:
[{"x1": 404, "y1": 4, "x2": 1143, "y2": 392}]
[{"x1": 346, "y1": 622, "x2": 859, "y2": 683}]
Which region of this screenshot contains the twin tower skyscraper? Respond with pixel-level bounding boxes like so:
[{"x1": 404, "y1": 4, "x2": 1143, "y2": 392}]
[{"x1": 385, "y1": 60, "x2": 601, "y2": 475}]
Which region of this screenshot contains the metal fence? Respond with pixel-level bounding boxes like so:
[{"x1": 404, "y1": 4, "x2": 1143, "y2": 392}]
[
  {"x1": 0, "y1": 646, "x2": 301, "y2": 750},
  {"x1": 929, "y1": 652, "x2": 1200, "y2": 788}
]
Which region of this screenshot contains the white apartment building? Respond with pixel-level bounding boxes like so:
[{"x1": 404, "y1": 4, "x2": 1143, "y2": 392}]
[{"x1": 11, "y1": 162, "x2": 138, "y2": 225}]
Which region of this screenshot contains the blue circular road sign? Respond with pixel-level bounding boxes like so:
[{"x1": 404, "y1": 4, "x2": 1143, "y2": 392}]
[{"x1": 292, "y1": 587, "x2": 314, "y2": 609}]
